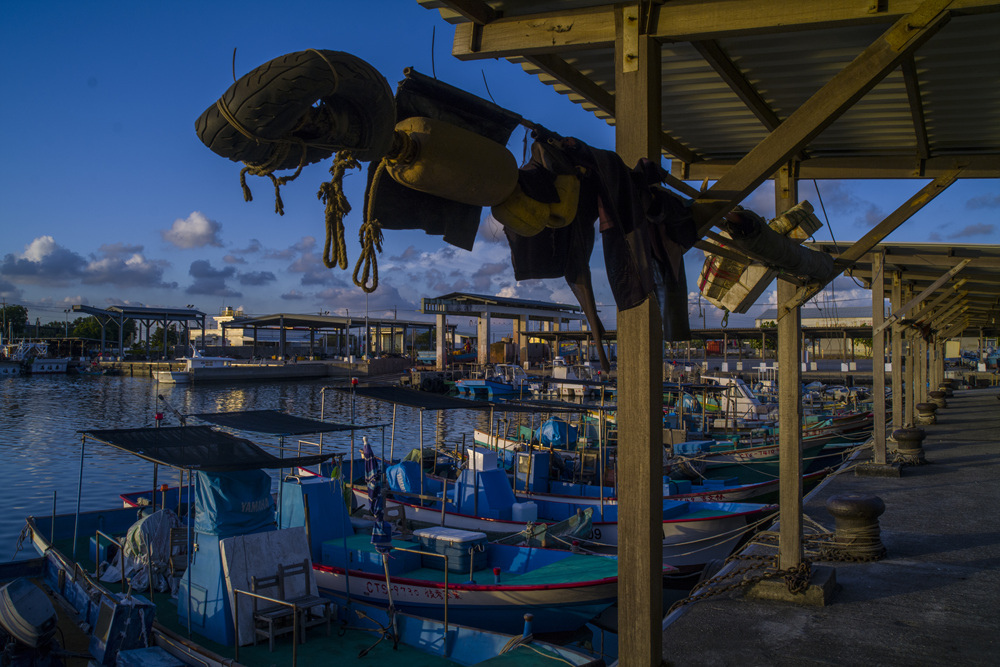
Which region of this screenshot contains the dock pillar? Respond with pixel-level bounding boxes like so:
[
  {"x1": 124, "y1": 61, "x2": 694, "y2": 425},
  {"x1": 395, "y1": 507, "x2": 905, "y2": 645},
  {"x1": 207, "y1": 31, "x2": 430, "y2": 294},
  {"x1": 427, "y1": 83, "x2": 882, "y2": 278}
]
[
  {"x1": 435, "y1": 313, "x2": 446, "y2": 371},
  {"x1": 613, "y1": 11, "x2": 662, "y2": 664},
  {"x1": 858, "y1": 250, "x2": 901, "y2": 477}
]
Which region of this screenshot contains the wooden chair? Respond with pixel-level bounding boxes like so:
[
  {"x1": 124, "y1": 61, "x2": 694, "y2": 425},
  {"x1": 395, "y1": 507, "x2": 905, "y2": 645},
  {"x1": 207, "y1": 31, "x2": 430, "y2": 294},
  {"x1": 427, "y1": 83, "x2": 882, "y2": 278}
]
[
  {"x1": 250, "y1": 573, "x2": 294, "y2": 652},
  {"x1": 278, "y1": 559, "x2": 333, "y2": 642}
]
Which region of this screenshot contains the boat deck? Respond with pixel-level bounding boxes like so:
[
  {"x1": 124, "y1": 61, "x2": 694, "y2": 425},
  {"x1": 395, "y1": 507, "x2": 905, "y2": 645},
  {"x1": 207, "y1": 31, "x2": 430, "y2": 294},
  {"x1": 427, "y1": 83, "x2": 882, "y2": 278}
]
[
  {"x1": 335, "y1": 533, "x2": 619, "y2": 585},
  {"x1": 660, "y1": 386, "x2": 1000, "y2": 665}
]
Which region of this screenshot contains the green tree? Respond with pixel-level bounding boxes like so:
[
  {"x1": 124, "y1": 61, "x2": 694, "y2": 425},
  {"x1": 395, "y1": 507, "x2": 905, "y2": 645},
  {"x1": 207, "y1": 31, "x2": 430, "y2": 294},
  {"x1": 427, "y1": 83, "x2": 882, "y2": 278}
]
[
  {"x1": 72, "y1": 316, "x2": 137, "y2": 344},
  {"x1": 1, "y1": 304, "x2": 28, "y2": 337},
  {"x1": 148, "y1": 326, "x2": 180, "y2": 352},
  {"x1": 748, "y1": 321, "x2": 777, "y2": 351}
]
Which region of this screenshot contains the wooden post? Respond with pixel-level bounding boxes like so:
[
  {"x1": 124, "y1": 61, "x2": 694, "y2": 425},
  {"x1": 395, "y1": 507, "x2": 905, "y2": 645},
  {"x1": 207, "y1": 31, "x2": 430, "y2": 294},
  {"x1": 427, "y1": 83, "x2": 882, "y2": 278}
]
[
  {"x1": 615, "y1": 5, "x2": 662, "y2": 664},
  {"x1": 775, "y1": 164, "x2": 803, "y2": 570},
  {"x1": 891, "y1": 272, "x2": 903, "y2": 432},
  {"x1": 436, "y1": 313, "x2": 446, "y2": 371},
  {"x1": 871, "y1": 252, "x2": 887, "y2": 463},
  {"x1": 902, "y1": 284, "x2": 915, "y2": 426}
]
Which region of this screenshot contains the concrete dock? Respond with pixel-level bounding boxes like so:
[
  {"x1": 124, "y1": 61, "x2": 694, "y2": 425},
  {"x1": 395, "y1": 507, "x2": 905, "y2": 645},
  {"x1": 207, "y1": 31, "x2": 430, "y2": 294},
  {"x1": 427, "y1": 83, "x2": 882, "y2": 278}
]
[{"x1": 661, "y1": 387, "x2": 1000, "y2": 666}]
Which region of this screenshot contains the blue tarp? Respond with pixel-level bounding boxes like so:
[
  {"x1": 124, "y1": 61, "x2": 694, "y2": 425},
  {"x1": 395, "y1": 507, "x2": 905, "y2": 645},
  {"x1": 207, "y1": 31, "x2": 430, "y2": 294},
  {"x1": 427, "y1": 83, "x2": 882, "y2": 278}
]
[{"x1": 194, "y1": 470, "x2": 275, "y2": 536}]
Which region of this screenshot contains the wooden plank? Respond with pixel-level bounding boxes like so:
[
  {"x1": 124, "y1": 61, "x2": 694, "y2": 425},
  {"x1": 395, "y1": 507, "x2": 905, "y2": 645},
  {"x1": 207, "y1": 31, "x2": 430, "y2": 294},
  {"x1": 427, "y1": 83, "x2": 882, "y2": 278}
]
[
  {"x1": 694, "y1": 2, "x2": 954, "y2": 235},
  {"x1": 614, "y1": 9, "x2": 663, "y2": 664}
]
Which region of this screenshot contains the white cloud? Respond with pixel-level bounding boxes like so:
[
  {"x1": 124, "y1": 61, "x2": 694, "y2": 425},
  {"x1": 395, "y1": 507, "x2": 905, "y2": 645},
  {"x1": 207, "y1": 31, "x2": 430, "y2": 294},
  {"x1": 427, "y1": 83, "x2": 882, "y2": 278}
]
[{"x1": 161, "y1": 212, "x2": 223, "y2": 249}]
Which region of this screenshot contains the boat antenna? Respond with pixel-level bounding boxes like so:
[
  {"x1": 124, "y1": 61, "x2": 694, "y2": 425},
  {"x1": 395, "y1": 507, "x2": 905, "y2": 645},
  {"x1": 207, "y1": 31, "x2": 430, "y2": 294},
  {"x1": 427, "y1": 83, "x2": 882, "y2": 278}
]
[{"x1": 157, "y1": 394, "x2": 187, "y2": 426}]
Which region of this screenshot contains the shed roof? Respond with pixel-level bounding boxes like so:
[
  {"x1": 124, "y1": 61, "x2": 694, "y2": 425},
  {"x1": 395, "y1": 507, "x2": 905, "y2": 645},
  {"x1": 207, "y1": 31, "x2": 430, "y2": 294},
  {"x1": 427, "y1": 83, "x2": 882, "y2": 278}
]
[{"x1": 421, "y1": 0, "x2": 1000, "y2": 180}]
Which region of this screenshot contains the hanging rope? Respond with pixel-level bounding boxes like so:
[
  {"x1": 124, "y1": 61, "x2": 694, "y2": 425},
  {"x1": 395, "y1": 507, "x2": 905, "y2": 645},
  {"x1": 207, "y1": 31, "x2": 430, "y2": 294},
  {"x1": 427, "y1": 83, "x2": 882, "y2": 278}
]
[
  {"x1": 318, "y1": 151, "x2": 360, "y2": 269},
  {"x1": 351, "y1": 132, "x2": 414, "y2": 293}
]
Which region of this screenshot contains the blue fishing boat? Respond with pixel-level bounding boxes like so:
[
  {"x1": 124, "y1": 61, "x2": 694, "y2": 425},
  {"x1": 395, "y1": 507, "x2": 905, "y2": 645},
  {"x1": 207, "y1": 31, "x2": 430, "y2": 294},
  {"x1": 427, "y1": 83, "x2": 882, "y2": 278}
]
[{"x1": 20, "y1": 417, "x2": 609, "y2": 665}]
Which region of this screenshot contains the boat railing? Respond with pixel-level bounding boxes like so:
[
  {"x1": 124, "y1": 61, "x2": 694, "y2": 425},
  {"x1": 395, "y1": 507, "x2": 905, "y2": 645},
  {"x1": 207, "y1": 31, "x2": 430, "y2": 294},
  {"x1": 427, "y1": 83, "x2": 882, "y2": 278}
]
[
  {"x1": 94, "y1": 529, "x2": 127, "y2": 595},
  {"x1": 385, "y1": 547, "x2": 450, "y2": 636},
  {"x1": 383, "y1": 483, "x2": 452, "y2": 525},
  {"x1": 232, "y1": 588, "x2": 300, "y2": 666}
]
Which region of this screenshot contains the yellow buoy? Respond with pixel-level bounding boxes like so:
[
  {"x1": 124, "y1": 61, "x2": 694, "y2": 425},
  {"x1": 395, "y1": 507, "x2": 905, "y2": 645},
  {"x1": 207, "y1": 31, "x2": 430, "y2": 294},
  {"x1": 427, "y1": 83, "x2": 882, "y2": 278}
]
[
  {"x1": 385, "y1": 117, "x2": 518, "y2": 207},
  {"x1": 491, "y1": 184, "x2": 550, "y2": 237},
  {"x1": 547, "y1": 174, "x2": 580, "y2": 228}
]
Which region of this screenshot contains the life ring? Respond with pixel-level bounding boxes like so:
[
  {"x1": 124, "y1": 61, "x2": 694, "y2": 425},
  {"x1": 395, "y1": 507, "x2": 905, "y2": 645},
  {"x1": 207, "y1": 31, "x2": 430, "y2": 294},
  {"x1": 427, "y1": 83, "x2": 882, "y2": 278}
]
[{"x1": 195, "y1": 49, "x2": 395, "y2": 170}]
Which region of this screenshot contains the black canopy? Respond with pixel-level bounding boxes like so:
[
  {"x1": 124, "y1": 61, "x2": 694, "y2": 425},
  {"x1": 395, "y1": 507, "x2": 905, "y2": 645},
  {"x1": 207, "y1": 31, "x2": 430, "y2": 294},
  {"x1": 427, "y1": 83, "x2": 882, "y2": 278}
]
[
  {"x1": 338, "y1": 386, "x2": 591, "y2": 412},
  {"x1": 190, "y1": 409, "x2": 377, "y2": 435},
  {"x1": 81, "y1": 426, "x2": 332, "y2": 471}
]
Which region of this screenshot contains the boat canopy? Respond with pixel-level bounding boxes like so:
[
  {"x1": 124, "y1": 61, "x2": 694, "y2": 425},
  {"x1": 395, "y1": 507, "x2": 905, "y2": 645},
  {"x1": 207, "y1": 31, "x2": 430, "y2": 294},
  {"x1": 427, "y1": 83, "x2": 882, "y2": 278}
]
[
  {"x1": 340, "y1": 386, "x2": 591, "y2": 412},
  {"x1": 190, "y1": 409, "x2": 376, "y2": 435},
  {"x1": 81, "y1": 425, "x2": 331, "y2": 471}
]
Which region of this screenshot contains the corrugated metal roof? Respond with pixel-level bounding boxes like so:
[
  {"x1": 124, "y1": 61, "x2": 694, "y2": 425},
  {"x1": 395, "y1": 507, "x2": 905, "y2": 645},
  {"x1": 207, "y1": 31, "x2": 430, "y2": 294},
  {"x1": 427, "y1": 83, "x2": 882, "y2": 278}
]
[{"x1": 419, "y1": 1, "x2": 1000, "y2": 175}]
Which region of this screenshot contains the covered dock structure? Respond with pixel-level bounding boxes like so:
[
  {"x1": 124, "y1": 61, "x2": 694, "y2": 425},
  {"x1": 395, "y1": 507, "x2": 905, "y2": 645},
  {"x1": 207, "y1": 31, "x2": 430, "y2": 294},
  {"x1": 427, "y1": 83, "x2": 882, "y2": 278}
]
[
  {"x1": 421, "y1": 292, "x2": 590, "y2": 368},
  {"x1": 220, "y1": 312, "x2": 439, "y2": 360},
  {"x1": 71, "y1": 304, "x2": 206, "y2": 357},
  {"x1": 420, "y1": 1, "x2": 1000, "y2": 663}
]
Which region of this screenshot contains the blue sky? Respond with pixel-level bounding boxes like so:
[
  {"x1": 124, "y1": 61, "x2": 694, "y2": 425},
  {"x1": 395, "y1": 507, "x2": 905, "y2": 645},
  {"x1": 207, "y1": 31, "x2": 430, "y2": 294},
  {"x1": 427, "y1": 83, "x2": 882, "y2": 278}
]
[{"x1": 2, "y1": 1, "x2": 997, "y2": 331}]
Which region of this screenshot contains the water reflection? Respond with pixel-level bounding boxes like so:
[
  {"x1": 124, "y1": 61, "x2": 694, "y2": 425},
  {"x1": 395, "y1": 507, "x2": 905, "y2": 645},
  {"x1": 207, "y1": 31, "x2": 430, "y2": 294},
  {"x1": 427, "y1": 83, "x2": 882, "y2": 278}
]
[{"x1": 0, "y1": 375, "x2": 495, "y2": 558}]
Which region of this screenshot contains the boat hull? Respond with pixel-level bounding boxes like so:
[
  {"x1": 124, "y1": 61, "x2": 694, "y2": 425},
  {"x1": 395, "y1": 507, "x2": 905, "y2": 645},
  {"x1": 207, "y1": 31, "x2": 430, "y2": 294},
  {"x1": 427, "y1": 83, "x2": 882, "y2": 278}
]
[
  {"x1": 313, "y1": 564, "x2": 616, "y2": 634},
  {"x1": 352, "y1": 488, "x2": 773, "y2": 573}
]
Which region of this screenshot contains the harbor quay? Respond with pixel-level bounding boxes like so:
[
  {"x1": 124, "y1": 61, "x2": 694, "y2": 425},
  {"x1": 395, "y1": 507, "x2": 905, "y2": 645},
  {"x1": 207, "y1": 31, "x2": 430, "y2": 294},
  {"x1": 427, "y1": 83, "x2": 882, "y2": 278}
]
[{"x1": 660, "y1": 387, "x2": 1000, "y2": 666}]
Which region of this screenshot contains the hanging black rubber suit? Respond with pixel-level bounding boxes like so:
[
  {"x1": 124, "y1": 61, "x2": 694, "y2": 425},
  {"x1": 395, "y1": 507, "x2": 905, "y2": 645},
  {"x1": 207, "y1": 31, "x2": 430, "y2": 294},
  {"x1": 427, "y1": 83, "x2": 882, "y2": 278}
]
[
  {"x1": 503, "y1": 132, "x2": 698, "y2": 368},
  {"x1": 502, "y1": 136, "x2": 612, "y2": 373}
]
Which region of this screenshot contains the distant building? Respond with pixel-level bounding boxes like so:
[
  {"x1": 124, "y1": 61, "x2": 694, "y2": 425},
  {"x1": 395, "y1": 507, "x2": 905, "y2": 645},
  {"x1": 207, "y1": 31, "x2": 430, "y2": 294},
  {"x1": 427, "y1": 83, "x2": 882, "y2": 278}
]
[{"x1": 755, "y1": 305, "x2": 875, "y2": 328}]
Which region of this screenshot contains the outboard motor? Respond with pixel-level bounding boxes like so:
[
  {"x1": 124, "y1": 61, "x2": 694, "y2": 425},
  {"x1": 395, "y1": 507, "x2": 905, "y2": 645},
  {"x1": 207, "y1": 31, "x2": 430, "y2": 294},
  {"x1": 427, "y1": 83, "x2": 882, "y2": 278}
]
[{"x1": 0, "y1": 578, "x2": 59, "y2": 666}]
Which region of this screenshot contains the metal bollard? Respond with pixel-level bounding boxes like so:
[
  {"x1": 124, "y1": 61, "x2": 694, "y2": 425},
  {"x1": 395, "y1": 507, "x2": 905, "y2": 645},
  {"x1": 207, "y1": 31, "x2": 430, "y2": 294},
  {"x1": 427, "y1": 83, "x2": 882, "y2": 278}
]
[
  {"x1": 825, "y1": 494, "x2": 886, "y2": 561},
  {"x1": 928, "y1": 390, "x2": 947, "y2": 409},
  {"x1": 892, "y1": 427, "x2": 927, "y2": 465},
  {"x1": 915, "y1": 402, "x2": 937, "y2": 425}
]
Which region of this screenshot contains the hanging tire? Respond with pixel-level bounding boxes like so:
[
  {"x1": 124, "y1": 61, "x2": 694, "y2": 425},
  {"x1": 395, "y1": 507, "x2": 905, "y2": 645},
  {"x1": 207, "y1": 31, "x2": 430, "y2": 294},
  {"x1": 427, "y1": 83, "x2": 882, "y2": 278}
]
[{"x1": 195, "y1": 49, "x2": 395, "y2": 170}]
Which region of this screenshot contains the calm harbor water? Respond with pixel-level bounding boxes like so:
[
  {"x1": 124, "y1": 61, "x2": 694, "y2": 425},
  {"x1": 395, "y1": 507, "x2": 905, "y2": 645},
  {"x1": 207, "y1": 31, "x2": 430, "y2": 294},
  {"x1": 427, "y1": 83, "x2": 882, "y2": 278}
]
[{"x1": 0, "y1": 373, "x2": 494, "y2": 560}]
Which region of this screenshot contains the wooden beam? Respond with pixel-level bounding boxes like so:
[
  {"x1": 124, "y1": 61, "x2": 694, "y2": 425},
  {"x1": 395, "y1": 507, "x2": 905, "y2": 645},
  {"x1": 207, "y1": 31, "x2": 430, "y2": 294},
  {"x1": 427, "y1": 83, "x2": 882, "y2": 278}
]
[
  {"x1": 614, "y1": 6, "x2": 662, "y2": 664},
  {"x1": 900, "y1": 56, "x2": 930, "y2": 159},
  {"x1": 692, "y1": 39, "x2": 783, "y2": 131},
  {"x1": 523, "y1": 53, "x2": 615, "y2": 116},
  {"x1": 446, "y1": 1, "x2": 1000, "y2": 59},
  {"x1": 439, "y1": 0, "x2": 498, "y2": 25},
  {"x1": 519, "y1": 55, "x2": 701, "y2": 163},
  {"x1": 452, "y1": 5, "x2": 614, "y2": 59},
  {"x1": 782, "y1": 168, "x2": 962, "y2": 312},
  {"x1": 875, "y1": 258, "x2": 973, "y2": 335},
  {"x1": 672, "y1": 154, "x2": 1000, "y2": 180},
  {"x1": 915, "y1": 288, "x2": 966, "y2": 322},
  {"x1": 694, "y1": 1, "x2": 954, "y2": 235}
]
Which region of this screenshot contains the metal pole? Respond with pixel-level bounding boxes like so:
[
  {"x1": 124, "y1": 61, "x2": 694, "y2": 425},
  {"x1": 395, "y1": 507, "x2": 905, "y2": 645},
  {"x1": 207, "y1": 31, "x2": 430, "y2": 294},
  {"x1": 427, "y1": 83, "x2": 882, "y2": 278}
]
[
  {"x1": 50, "y1": 491, "x2": 56, "y2": 545},
  {"x1": 390, "y1": 404, "x2": 397, "y2": 461},
  {"x1": 419, "y1": 410, "x2": 424, "y2": 499},
  {"x1": 72, "y1": 436, "x2": 85, "y2": 559}
]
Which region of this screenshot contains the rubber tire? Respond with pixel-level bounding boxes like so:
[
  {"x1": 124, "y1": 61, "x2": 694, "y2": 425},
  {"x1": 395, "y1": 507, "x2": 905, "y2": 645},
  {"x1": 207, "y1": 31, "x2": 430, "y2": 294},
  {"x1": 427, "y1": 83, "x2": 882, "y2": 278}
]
[{"x1": 195, "y1": 49, "x2": 395, "y2": 169}]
